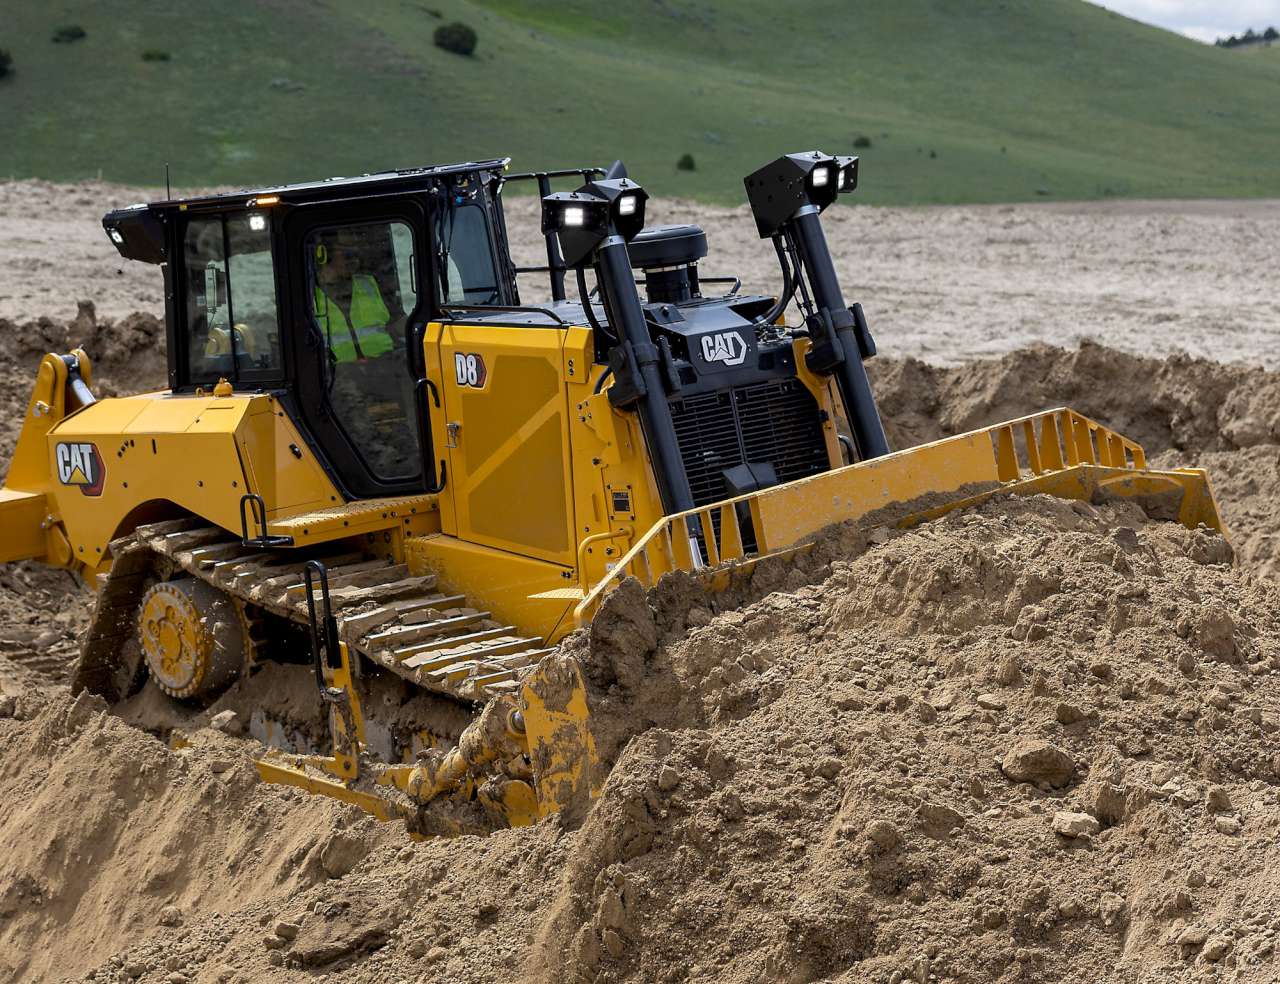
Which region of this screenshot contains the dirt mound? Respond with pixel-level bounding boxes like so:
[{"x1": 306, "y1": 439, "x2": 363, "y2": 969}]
[
  {"x1": 870, "y1": 340, "x2": 1280, "y2": 583},
  {"x1": 0, "y1": 301, "x2": 166, "y2": 469},
  {"x1": 871, "y1": 339, "x2": 1280, "y2": 454},
  {"x1": 6, "y1": 492, "x2": 1277, "y2": 982},
  {"x1": 0, "y1": 688, "x2": 390, "y2": 982},
  {"x1": 2, "y1": 316, "x2": 1280, "y2": 981},
  {"x1": 0, "y1": 564, "x2": 84, "y2": 691},
  {"x1": 530, "y1": 495, "x2": 1280, "y2": 983}
]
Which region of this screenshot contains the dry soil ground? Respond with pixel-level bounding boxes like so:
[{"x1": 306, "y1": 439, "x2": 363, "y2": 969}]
[
  {"x1": 0, "y1": 184, "x2": 1278, "y2": 984},
  {"x1": 2, "y1": 180, "x2": 1278, "y2": 367}
]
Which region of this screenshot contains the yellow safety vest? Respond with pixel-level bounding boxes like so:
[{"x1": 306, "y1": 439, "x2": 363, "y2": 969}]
[{"x1": 314, "y1": 274, "x2": 393, "y2": 362}]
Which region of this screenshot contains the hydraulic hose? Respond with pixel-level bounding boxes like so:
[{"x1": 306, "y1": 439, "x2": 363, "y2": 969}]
[
  {"x1": 577, "y1": 266, "x2": 616, "y2": 343},
  {"x1": 757, "y1": 234, "x2": 796, "y2": 327}
]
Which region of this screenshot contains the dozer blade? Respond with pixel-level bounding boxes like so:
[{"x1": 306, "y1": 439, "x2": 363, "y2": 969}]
[{"x1": 575, "y1": 407, "x2": 1225, "y2": 624}]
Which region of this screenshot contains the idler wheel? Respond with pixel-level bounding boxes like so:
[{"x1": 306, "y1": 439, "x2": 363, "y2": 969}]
[{"x1": 138, "y1": 578, "x2": 245, "y2": 699}]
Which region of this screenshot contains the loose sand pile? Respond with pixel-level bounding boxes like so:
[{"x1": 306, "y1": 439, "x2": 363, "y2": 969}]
[{"x1": 4, "y1": 487, "x2": 1280, "y2": 983}]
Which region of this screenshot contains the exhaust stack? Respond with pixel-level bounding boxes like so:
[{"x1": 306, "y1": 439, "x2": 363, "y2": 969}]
[
  {"x1": 745, "y1": 151, "x2": 890, "y2": 461},
  {"x1": 542, "y1": 175, "x2": 697, "y2": 516}
]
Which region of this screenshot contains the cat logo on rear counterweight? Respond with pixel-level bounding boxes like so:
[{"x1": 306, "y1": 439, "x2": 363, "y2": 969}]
[{"x1": 55, "y1": 442, "x2": 106, "y2": 496}]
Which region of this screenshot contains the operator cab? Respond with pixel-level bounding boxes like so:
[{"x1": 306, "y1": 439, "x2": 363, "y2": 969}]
[{"x1": 102, "y1": 160, "x2": 515, "y2": 499}]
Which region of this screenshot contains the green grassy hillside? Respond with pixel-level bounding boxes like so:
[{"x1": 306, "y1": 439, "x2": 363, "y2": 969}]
[{"x1": 1, "y1": 0, "x2": 1278, "y2": 203}]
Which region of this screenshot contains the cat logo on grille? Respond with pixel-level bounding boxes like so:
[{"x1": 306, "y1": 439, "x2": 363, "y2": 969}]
[{"x1": 699, "y1": 331, "x2": 748, "y2": 367}]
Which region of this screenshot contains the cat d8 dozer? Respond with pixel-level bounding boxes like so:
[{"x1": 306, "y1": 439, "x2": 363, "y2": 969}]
[{"x1": 0, "y1": 151, "x2": 1223, "y2": 834}]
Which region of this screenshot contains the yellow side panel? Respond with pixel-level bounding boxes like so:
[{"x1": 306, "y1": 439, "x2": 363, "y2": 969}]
[
  {"x1": 119, "y1": 393, "x2": 218, "y2": 433},
  {"x1": 406, "y1": 534, "x2": 574, "y2": 643},
  {"x1": 238, "y1": 399, "x2": 340, "y2": 516},
  {"x1": 41, "y1": 391, "x2": 346, "y2": 560},
  {"x1": 47, "y1": 396, "x2": 254, "y2": 560},
  {"x1": 438, "y1": 325, "x2": 575, "y2": 566}
]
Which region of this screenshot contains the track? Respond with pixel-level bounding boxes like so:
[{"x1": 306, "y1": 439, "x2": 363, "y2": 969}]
[{"x1": 73, "y1": 518, "x2": 554, "y2": 704}]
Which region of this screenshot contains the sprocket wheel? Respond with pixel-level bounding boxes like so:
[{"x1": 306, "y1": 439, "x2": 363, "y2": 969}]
[{"x1": 137, "y1": 578, "x2": 246, "y2": 699}]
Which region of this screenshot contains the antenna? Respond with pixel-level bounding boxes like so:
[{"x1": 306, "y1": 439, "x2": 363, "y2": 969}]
[{"x1": 165, "y1": 162, "x2": 171, "y2": 199}]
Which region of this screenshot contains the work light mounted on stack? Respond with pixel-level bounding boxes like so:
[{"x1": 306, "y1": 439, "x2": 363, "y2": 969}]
[
  {"x1": 541, "y1": 175, "x2": 697, "y2": 520},
  {"x1": 540, "y1": 178, "x2": 648, "y2": 267},
  {"x1": 742, "y1": 151, "x2": 858, "y2": 239},
  {"x1": 743, "y1": 150, "x2": 888, "y2": 462}
]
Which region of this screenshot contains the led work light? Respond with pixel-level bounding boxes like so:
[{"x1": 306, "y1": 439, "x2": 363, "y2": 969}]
[
  {"x1": 541, "y1": 178, "x2": 648, "y2": 266},
  {"x1": 743, "y1": 150, "x2": 860, "y2": 239}
]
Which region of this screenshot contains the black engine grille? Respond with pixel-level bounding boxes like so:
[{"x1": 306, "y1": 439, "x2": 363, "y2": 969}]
[{"x1": 669, "y1": 379, "x2": 829, "y2": 509}]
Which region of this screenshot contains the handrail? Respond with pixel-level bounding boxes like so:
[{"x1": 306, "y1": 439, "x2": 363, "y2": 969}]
[
  {"x1": 573, "y1": 407, "x2": 1147, "y2": 626},
  {"x1": 239, "y1": 492, "x2": 295, "y2": 548},
  {"x1": 303, "y1": 560, "x2": 343, "y2": 698},
  {"x1": 502, "y1": 167, "x2": 606, "y2": 301},
  {"x1": 439, "y1": 304, "x2": 568, "y2": 326},
  {"x1": 413, "y1": 377, "x2": 448, "y2": 495}
]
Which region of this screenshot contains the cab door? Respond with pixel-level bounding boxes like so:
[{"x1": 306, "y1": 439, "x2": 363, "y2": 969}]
[
  {"x1": 284, "y1": 200, "x2": 429, "y2": 499},
  {"x1": 436, "y1": 324, "x2": 577, "y2": 567}
]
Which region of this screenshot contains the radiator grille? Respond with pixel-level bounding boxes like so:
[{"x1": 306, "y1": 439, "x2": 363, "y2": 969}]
[{"x1": 669, "y1": 379, "x2": 829, "y2": 509}]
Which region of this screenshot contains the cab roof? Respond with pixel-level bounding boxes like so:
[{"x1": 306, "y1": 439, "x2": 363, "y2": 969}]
[
  {"x1": 143, "y1": 157, "x2": 510, "y2": 213},
  {"x1": 102, "y1": 158, "x2": 511, "y2": 264}
]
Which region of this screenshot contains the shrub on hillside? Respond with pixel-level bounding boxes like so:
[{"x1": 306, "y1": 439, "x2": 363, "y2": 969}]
[
  {"x1": 853, "y1": 134, "x2": 872, "y2": 149},
  {"x1": 1216, "y1": 26, "x2": 1278, "y2": 47},
  {"x1": 52, "y1": 25, "x2": 86, "y2": 43},
  {"x1": 0, "y1": 50, "x2": 12, "y2": 79},
  {"x1": 676, "y1": 153, "x2": 696, "y2": 171},
  {"x1": 141, "y1": 49, "x2": 170, "y2": 62},
  {"x1": 434, "y1": 22, "x2": 477, "y2": 56}
]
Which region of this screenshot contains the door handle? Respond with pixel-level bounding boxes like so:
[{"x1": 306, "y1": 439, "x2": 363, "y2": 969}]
[{"x1": 446, "y1": 421, "x2": 461, "y2": 449}]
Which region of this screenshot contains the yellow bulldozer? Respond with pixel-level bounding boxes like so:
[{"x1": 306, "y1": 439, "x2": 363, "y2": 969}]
[{"x1": 0, "y1": 151, "x2": 1223, "y2": 835}]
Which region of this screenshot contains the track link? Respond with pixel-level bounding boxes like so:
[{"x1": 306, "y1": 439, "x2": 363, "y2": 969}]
[{"x1": 74, "y1": 520, "x2": 552, "y2": 703}]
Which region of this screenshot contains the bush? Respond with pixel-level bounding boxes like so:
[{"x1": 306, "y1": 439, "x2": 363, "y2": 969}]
[
  {"x1": 1266, "y1": 26, "x2": 1279, "y2": 41},
  {"x1": 0, "y1": 49, "x2": 11, "y2": 79},
  {"x1": 676, "y1": 153, "x2": 696, "y2": 171},
  {"x1": 434, "y1": 22, "x2": 477, "y2": 56},
  {"x1": 52, "y1": 24, "x2": 87, "y2": 43},
  {"x1": 852, "y1": 134, "x2": 872, "y2": 149},
  {"x1": 141, "y1": 49, "x2": 170, "y2": 62}
]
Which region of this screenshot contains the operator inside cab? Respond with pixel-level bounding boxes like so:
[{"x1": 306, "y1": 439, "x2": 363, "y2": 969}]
[{"x1": 311, "y1": 228, "x2": 400, "y2": 363}]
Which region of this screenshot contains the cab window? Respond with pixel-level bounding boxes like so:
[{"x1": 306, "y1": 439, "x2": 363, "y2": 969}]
[
  {"x1": 438, "y1": 203, "x2": 499, "y2": 305},
  {"x1": 182, "y1": 213, "x2": 282, "y2": 383},
  {"x1": 305, "y1": 220, "x2": 420, "y2": 482}
]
